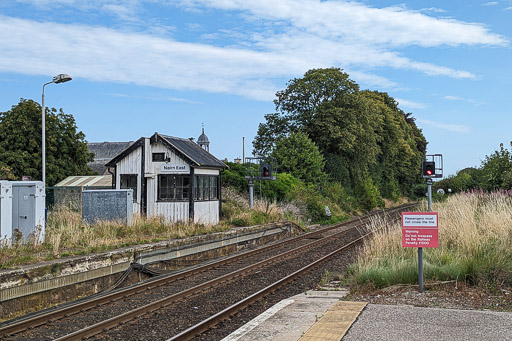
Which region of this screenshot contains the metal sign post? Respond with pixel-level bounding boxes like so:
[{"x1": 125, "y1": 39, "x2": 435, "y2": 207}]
[
  {"x1": 420, "y1": 178, "x2": 433, "y2": 293},
  {"x1": 411, "y1": 154, "x2": 442, "y2": 293},
  {"x1": 248, "y1": 178, "x2": 254, "y2": 209}
]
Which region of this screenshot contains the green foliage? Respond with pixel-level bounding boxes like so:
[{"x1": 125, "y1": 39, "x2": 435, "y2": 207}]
[
  {"x1": 272, "y1": 132, "x2": 328, "y2": 185},
  {"x1": 253, "y1": 68, "x2": 427, "y2": 210},
  {"x1": 354, "y1": 178, "x2": 384, "y2": 212},
  {"x1": 481, "y1": 142, "x2": 512, "y2": 190},
  {"x1": 434, "y1": 167, "x2": 484, "y2": 195},
  {"x1": 221, "y1": 162, "x2": 250, "y2": 192},
  {"x1": 435, "y1": 141, "x2": 512, "y2": 193},
  {"x1": 0, "y1": 162, "x2": 16, "y2": 180},
  {"x1": 0, "y1": 99, "x2": 94, "y2": 185}
]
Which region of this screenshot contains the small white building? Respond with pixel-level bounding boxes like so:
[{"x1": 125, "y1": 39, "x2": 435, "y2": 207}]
[{"x1": 105, "y1": 132, "x2": 227, "y2": 225}]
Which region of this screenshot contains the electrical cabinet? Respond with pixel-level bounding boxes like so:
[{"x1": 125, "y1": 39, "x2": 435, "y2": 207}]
[
  {"x1": 0, "y1": 181, "x2": 13, "y2": 245},
  {"x1": 11, "y1": 181, "x2": 45, "y2": 243},
  {"x1": 82, "y1": 189, "x2": 133, "y2": 226}
]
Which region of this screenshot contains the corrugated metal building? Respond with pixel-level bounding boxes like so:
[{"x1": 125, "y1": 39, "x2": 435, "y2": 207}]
[{"x1": 52, "y1": 175, "x2": 112, "y2": 208}]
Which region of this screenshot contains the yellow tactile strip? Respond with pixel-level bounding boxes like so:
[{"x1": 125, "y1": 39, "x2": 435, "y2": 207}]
[{"x1": 299, "y1": 301, "x2": 367, "y2": 341}]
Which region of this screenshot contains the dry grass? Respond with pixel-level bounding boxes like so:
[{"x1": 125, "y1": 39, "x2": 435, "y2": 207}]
[
  {"x1": 349, "y1": 190, "x2": 512, "y2": 289},
  {"x1": 0, "y1": 187, "x2": 303, "y2": 268}
]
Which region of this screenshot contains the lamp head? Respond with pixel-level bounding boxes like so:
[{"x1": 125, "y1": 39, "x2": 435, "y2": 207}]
[{"x1": 53, "y1": 74, "x2": 72, "y2": 84}]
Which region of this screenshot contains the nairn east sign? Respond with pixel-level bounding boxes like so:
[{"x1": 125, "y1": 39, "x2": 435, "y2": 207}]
[
  {"x1": 160, "y1": 164, "x2": 190, "y2": 173},
  {"x1": 401, "y1": 212, "x2": 439, "y2": 248}
]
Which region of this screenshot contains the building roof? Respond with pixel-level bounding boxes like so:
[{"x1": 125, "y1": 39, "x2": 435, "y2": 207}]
[
  {"x1": 105, "y1": 132, "x2": 227, "y2": 169},
  {"x1": 54, "y1": 175, "x2": 112, "y2": 188},
  {"x1": 159, "y1": 134, "x2": 223, "y2": 168},
  {"x1": 88, "y1": 142, "x2": 134, "y2": 174},
  {"x1": 88, "y1": 142, "x2": 134, "y2": 160}
]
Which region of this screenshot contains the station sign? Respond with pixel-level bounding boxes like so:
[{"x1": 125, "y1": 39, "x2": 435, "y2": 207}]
[
  {"x1": 160, "y1": 164, "x2": 190, "y2": 173},
  {"x1": 401, "y1": 212, "x2": 438, "y2": 248}
]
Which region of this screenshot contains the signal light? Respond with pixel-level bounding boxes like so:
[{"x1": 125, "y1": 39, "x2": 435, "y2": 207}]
[
  {"x1": 422, "y1": 161, "x2": 435, "y2": 178},
  {"x1": 260, "y1": 164, "x2": 272, "y2": 179}
]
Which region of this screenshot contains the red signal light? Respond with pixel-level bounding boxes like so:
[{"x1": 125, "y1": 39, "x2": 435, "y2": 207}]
[{"x1": 422, "y1": 161, "x2": 435, "y2": 177}]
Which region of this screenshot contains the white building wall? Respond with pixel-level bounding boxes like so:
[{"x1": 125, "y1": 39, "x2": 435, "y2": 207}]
[
  {"x1": 195, "y1": 168, "x2": 219, "y2": 175},
  {"x1": 146, "y1": 142, "x2": 188, "y2": 175},
  {"x1": 194, "y1": 201, "x2": 219, "y2": 225},
  {"x1": 153, "y1": 202, "x2": 189, "y2": 223},
  {"x1": 116, "y1": 145, "x2": 142, "y2": 214}
]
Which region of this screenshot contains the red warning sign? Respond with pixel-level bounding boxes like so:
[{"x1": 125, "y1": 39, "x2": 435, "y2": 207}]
[{"x1": 401, "y1": 212, "x2": 439, "y2": 248}]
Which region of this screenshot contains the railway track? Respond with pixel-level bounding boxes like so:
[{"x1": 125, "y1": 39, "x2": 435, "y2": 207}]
[{"x1": 1, "y1": 203, "x2": 415, "y2": 340}]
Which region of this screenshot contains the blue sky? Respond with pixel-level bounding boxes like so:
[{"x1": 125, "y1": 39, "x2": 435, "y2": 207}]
[{"x1": 0, "y1": 0, "x2": 510, "y2": 177}]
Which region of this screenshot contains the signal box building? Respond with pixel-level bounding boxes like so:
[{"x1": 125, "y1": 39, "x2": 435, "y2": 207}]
[{"x1": 105, "y1": 132, "x2": 226, "y2": 225}]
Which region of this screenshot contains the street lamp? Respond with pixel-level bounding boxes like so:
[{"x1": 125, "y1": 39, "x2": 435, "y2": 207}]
[{"x1": 42, "y1": 74, "x2": 72, "y2": 187}]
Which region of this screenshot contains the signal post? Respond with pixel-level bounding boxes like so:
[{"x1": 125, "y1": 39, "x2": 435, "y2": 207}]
[
  {"x1": 403, "y1": 154, "x2": 442, "y2": 293},
  {"x1": 245, "y1": 158, "x2": 276, "y2": 209}
]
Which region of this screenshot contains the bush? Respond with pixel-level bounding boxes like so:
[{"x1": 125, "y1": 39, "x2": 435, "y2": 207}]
[{"x1": 354, "y1": 178, "x2": 384, "y2": 212}]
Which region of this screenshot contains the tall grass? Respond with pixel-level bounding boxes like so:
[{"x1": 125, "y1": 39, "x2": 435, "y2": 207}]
[
  {"x1": 348, "y1": 190, "x2": 512, "y2": 289},
  {"x1": 0, "y1": 186, "x2": 303, "y2": 268}
]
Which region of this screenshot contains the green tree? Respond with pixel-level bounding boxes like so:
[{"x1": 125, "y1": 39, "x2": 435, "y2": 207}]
[
  {"x1": 253, "y1": 68, "x2": 426, "y2": 207},
  {"x1": 0, "y1": 99, "x2": 94, "y2": 186},
  {"x1": 481, "y1": 142, "x2": 512, "y2": 190},
  {"x1": 272, "y1": 132, "x2": 328, "y2": 185},
  {"x1": 0, "y1": 162, "x2": 16, "y2": 180},
  {"x1": 253, "y1": 67, "x2": 359, "y2": 156}
]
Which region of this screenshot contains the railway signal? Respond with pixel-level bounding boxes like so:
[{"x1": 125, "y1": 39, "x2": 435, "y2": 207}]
[
  {"x1": 422, "y1": 161, "x2": 435, "y2": 177},
  {"x1": 245, "y1": 158, "x2": 277, "y2": 208},
  {"x1": 260, "y1": 164, "x2": 272, "y2": 179}
]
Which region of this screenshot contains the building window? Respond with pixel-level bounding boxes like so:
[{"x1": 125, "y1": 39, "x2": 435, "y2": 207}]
[
  {"x1": 195, "y1": 175, "x2": 218, "y2": 201},
  {"x1": 120, "y1": 174, "x2": 137, "y2": 201},
  {"x1": 152, "y1": 152, "x2": 165, "y2": 162},
  {"x1": 158, "y1": 175, "x2": 190, "y2": 201}
]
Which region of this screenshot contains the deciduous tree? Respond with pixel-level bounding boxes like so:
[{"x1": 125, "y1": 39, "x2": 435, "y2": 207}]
[{"x1": 0, "y1": 99, "x2": 94, "y2": 186}]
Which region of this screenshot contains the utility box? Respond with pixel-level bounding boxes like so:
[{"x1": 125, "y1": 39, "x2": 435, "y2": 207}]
[
  {"x1": 11, "y1": 181, "x2": 46, "y2": 244},
  {"x1": 82, "y1": 189, "x2": 133, "y2": 226},
  {"x1": 0, "y1": 181, "x2": 13, "y2": 246}
]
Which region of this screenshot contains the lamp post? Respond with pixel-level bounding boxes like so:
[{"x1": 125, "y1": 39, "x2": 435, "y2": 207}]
[{"x1": 42, "y1": 74, "x2": 72, "y2": 187}]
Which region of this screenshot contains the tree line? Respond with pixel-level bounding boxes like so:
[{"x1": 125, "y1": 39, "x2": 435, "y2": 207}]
[
  {"x1": 434, "y1": 141, "x2": 512, "y2": 193},
  {"x1": 250, "y1": 68, "x2": 426, "y2": 211}
]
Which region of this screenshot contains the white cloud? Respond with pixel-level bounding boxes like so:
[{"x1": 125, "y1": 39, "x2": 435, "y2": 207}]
[
  {"x1": 1, "y1": 0, "x2": 508, "y2": 100},
  {"x1": 110, "y1": 93, "x2": 202, "y2": 104},
  {"x1": 395, "y1": 98, "x2": 427, "y2": 109},
  {"x1": 420, "y1": 7, "x2": 447, "y2": 13},
  {"x1": 483, "y1": 2, "x2": 499, "y2": 6},
  {"x1": 176, "y1": 0, "x2": 507, "y2": 47},
  {"x1": 0, "y1": 16, "x2": 292, "y2": 100},
  {"x1": 417, "y1": 118, "x2": 470, "y2": 133},
  {"x1": 444, "y1": 95, "x2": 464, "y2": 101}
]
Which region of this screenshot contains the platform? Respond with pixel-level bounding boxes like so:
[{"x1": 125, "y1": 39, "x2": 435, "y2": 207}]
[{"x1": 223, "y1": 290, "x2": 512, "y2": 341}]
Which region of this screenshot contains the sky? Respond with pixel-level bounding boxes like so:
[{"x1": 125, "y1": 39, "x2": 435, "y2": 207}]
[{"x1": 0, "y1": 0, "x2": 511, "y2": 177}]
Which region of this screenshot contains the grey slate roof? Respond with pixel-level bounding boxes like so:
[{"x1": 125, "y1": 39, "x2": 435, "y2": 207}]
[
  {"x1": 105, "y1": 133, "x2": 226, "y2": 169},
  {"x1": 88, "y1": 142, "x2": 134, "y2": 174},
  {"x1": 88, "y1": 142, "x2": 134, "y2": 160},
  {"x1": 160, "y1": 134, "x2": 225, "y2": 168}
]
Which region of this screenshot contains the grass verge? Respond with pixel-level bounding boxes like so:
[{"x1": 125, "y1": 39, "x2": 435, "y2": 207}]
[{"x1": 346, "y1": 190, "x2": 512, "y2": 291}]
